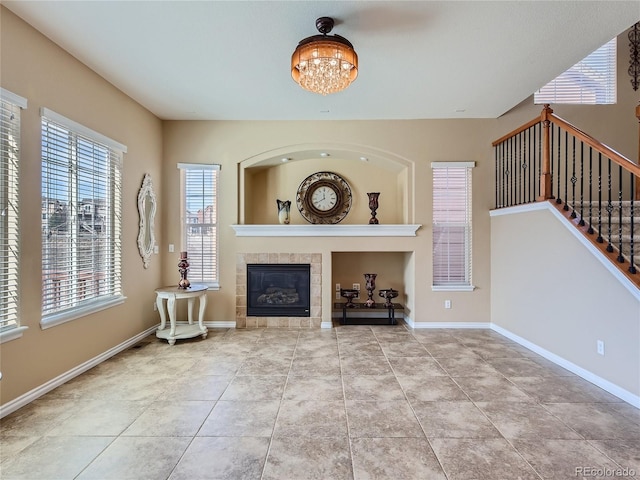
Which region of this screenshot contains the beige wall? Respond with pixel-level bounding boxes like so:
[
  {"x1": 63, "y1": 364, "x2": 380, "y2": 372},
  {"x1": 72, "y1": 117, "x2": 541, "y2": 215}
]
[
  {"x1": 0, "y1": 8, "x2": 163, "y2": 405},
  {"x1": 161, "y1": 118, "x2": 496, "y2": 326},
  {"x1": 491, "y1": 207, "x2": 640, "y2": 396},
  {"x1": 2, "y1": 6, "x2": 638, "y2": 408}
]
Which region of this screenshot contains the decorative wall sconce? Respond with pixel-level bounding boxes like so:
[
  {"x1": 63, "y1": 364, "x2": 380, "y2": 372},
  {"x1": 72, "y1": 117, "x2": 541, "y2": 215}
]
[{"x1": 629, "y1": 22, "x2": 639, "y2": 91}]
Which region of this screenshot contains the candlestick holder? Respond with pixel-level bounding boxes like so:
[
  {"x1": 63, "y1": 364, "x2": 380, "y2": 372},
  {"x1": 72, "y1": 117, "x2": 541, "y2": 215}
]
[{"x1": 178, "y1": 251, "x2": 190, "y2": 289}]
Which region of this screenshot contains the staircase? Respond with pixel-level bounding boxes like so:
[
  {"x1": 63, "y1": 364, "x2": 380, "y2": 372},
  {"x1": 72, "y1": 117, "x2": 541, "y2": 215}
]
[
  {"x1": 562, "y1": 200, "x2": 638, "y2": 272},
  {"x1": 493, "y1": 104, "x2": 640, "y2": 289}
]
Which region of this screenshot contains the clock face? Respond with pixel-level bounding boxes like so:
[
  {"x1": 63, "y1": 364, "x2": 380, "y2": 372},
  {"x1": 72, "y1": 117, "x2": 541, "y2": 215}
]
[
  {"x1": 296, "y1": 172, "x2": 352, "y2": 224},
  {"x1": 311, "y1": 185, "x2": 338, "y2": 211}
]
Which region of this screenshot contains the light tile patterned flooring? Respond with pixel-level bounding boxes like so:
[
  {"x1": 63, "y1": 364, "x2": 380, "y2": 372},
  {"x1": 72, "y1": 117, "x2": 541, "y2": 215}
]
[{"x1": 1, "y1": 325, "x2": 639, "y2": 479}]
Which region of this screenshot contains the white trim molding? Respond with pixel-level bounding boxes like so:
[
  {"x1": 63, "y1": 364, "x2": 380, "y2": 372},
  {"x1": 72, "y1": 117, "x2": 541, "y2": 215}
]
[
  {"x1": 492, "y1": 323, "x2": 640, "y2": 408},
  {"x1": 0, "y1": 88, "x2": 27, "y2": 108},
  {"x1": 40, "y1": 107, "x2": 127, "y2": 153},
  {"x1": 0, "y1": 326, "x2": 28, "y2": 344},
  {"x1": 0, "y1": 326, "x2": 157, "y2": 419},
  {"x1": 411, "y1": 322, "x2": 491, "y2": 329},
  {"x1": 231, "y1": 224, "x2": 421, "y2": 237}
]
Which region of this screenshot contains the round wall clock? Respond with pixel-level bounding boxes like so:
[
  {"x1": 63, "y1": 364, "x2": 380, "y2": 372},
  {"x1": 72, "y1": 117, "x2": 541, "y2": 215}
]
[{"x1": 296, "y1": 171, "x2": 352, "y2": 224}]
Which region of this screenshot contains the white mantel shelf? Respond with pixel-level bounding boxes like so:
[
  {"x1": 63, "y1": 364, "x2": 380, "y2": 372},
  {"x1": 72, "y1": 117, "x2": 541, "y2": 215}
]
[{"x1": 231, "y1": 224, "x2": 422, "y2": 237}]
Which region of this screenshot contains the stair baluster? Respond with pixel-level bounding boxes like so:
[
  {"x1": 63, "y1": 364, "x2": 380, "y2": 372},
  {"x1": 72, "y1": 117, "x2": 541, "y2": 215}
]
[
  {"x1": 606, "y1": 159, "x2": 614, "y2": 253},
  {"x1": 578, "y1": 142, "x2": 585, "y2": 226},
  {"x1": 617, "y1": 165, "x2": 625, "y2": 263},
  {"x1": 492, "y1": 105, "x2": 639, "y2": 287},
  {"x1": 630, "y1": 172, "x2": 637, "y2": 274},
  {"x1": 587, "y1": 148, "x2": 594, "y2": 234},
  {"x1": 570, "y1": 135, "x2": 577, "y2": 218}
]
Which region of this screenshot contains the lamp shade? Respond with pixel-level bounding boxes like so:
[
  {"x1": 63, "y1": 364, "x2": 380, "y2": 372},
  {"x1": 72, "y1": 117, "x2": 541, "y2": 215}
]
[{"x1": 291, "y1": 17, "x2": 358, "y2": 95}]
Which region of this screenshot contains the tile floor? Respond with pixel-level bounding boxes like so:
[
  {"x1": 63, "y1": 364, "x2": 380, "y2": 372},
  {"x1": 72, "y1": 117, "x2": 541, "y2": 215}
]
[{"x1": 1, "y1": 324, "x2": 639, "y2": 479}]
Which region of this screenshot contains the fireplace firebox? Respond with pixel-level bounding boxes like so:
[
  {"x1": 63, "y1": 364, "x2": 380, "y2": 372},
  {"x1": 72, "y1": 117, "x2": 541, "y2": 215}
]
[{"x1": 247, "y1": 264, "x2": 311, "y2": 317}]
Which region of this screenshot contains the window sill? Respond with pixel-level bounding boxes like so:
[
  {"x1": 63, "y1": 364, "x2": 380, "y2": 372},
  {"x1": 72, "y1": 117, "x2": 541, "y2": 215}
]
[
  {"x1": 0, "y1": 326, "x2": 28, "y2": 344},
  {"x1": 431, "y1": 285, "x2": 476, "y2": 292},
  {"x1": 41, "y1": 295, "x2": 126, "y2": 330}
]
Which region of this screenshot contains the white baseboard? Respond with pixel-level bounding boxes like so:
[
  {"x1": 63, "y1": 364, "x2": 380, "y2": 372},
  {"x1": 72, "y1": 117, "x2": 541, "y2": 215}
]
[
  {"x1": 203, "y1": 321, "x2": 236, "y2": 328},
  {"x1": 0, "y1": 326, "x2": 158, "y2": 419},
  {"x1": 412, "y1": 322, "x2": 492, "y2": 329},
  {"x1": 491, "y1": 324, "x2": 640, "y2": 409},
  {"x1": 5, "y1": 321, "x2": 636, "y2": 418}
]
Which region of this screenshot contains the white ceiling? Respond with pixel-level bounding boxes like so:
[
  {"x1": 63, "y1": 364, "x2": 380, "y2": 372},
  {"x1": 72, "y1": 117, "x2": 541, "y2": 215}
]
[{"x1": 4, "y1": 1, "x2": 638, "y2": 121}]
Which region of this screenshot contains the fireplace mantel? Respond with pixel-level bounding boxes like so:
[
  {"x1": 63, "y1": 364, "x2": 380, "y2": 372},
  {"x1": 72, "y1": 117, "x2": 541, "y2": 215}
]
[{"x1": 231, "y1": 224, "x2": 421, "y2": 237}]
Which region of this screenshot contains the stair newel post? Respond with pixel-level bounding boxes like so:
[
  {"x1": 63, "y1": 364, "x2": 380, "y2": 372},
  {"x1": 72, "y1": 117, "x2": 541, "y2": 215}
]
[{"x1": 538, "y1": 104, "x2": 554, "y2": 201}]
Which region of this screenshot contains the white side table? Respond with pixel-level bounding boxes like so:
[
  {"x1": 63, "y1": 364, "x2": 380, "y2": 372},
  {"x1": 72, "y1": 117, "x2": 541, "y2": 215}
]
[{"x1": 155, "y1": 284, "x2": 208, "y2": 345}]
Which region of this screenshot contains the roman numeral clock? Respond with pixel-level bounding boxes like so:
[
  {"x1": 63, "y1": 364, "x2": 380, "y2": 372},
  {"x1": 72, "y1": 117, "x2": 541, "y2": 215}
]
[{"x1": 296, "y1": 171, "x2": 352, "y2": 224}]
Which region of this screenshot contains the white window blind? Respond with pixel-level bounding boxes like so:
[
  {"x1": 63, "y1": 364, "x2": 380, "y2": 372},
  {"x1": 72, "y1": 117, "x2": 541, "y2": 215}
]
[
  {"x1": 41, "y1": 108, "x2": 125, "y2": 325},
  {"x1": 432, "y1": 162, "x2": 474, "y2": 289},
  {"x1": 0, "y1": 89, "x2": 26, "y2": 338},
  {"x1": 534, "y1": 38, "x2": 616, "y2": 105},
  {"x1": 178, "y1": 163, "x2": 220, "y2": 288}
]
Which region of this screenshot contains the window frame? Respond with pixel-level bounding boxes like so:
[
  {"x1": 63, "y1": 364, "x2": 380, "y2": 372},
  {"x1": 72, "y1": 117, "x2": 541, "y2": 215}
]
[
  {"x1": 178, "y1": 163, "x2": 220, "y2": 290},
  {"x1": 0, "y1": 88, "x2": 27, "y2": 344},
  {"x1": 431, "y1": 161, "x2": 475, "y2": 292},
  {"x1": 40, "y1": 108, "x2": 127, "y2": 329},
  {"x1": 534, "y1": 38, "x2": 617, "y2": 105}
]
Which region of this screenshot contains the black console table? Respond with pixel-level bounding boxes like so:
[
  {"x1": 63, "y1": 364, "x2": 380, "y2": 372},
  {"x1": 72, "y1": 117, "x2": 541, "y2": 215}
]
[{"x1": 334, "y1": 302, "x2": 404, "y2": 325}]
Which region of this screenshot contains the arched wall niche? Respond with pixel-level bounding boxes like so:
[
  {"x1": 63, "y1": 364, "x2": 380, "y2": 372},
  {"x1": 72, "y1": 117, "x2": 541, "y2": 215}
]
[{"x1": 239, "y1": 143, "x2": 415, "y2": 225}]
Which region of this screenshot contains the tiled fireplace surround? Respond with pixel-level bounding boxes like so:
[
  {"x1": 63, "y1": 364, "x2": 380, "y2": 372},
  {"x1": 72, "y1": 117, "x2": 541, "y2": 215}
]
[{"x1": 236, "y1": 253, "x2": 322, "y2": 328}]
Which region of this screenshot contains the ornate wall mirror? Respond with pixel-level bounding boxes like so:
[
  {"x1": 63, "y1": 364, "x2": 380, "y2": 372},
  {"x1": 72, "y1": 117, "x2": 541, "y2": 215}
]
[{"x1": 137, "y1": 173, "x2": 157, "y2": 268}]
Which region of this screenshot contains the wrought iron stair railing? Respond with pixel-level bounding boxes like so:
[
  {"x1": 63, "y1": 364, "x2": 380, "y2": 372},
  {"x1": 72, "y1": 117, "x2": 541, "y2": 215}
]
[{"x1": 493, "y1": 104, "x2": 640, "y2": 287}]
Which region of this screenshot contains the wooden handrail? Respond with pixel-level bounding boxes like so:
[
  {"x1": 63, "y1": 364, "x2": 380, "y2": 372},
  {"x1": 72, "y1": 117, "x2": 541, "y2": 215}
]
[
  {"x1": 549, "y1": 112, "x2": 640, "y2": 178},
  {"x1": 492, "y1": 106, "x2": 640, "y2": 178},
  {"x1": 491, "y1": 117, "x2": 540, "y2": 146}
]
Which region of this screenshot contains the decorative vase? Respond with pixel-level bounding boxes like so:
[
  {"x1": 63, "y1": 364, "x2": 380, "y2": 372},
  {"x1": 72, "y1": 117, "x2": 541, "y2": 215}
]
[
  {"x1": 364, "y1": 273, "x2": 377, "y2": 307},
  {"x1": 367, "y1": 192, "x2": 380, "y2": 224},
  {"x1": 340, "y1": 288, "x2": 359, "y2": 307},
  {"x1": 178, "y1": 251, "x2": 191, "y2": 289},
  {"x1": 378, "y1": 288, "x2": 399, "y2": 307},
  {"x1": 276, "y1": 199, "x2": 291, "y2": 225}
]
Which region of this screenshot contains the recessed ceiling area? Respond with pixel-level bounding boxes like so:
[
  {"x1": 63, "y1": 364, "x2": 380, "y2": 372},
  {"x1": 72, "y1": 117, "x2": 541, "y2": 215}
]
[
  {"x1": 3, "y1": 1, "x2": 638, "y2": 121},
  {"x1": 240, "y1": 145, "x2": 410, "y2": 173}
]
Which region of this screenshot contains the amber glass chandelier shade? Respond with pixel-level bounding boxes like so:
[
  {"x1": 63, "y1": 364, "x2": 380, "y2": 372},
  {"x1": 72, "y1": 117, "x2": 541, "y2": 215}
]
[{"x1": 291, "y1": 18, "x2": 358, "y2": 95}]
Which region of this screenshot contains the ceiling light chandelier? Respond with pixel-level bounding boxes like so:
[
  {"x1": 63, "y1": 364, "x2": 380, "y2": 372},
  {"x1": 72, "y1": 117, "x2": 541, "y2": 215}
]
[{"x1": 291, "y1": 17, "x2": 358, "y2": 95}]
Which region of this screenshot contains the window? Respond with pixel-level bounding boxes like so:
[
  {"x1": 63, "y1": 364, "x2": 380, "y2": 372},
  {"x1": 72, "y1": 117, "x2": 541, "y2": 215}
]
[
  {"x1": 0, "y1": 88, "x2": 27, "y2": 343},
  {"x1": 534, "y1": 38, "x2": 616, "y2": 104},
  {"x1": 41, "y1": 108, "x2": 126, "y2": 328},
  {"x1": 432, "y1": 162, "x2": 475, "y2": 291},
  {"x1": 178, "y1": 163, "x2": 220, "y2": 288}
]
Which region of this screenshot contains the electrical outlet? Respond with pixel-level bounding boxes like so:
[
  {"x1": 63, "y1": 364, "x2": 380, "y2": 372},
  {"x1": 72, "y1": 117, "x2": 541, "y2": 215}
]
[
  {"x1": 353, "y1": 283, "x2": 360, "y2": 290},
  {"x1": 153, "y1": 245, "x2": 159, "y2": 254},
  {"x1": 597, "y1": 340, "x2": 605, "y2": 356},
  {"x1": 168, "y1": 244, "x2": 175, "y2": 253},
  {"x1": 336, "y1": 291, "x2": 341, "y2": 300},
  {"x1": 445, "y1": 300, "x2": 451, "y2": 309},
  {"x1": 336, "y1": 283, "x2": 341, "y2": 291}
]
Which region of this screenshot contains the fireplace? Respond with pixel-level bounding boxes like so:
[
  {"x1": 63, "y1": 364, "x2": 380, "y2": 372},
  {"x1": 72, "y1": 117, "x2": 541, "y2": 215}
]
[{"x1": 247, "y1": 264, "x2": 311, "y2": 317}]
